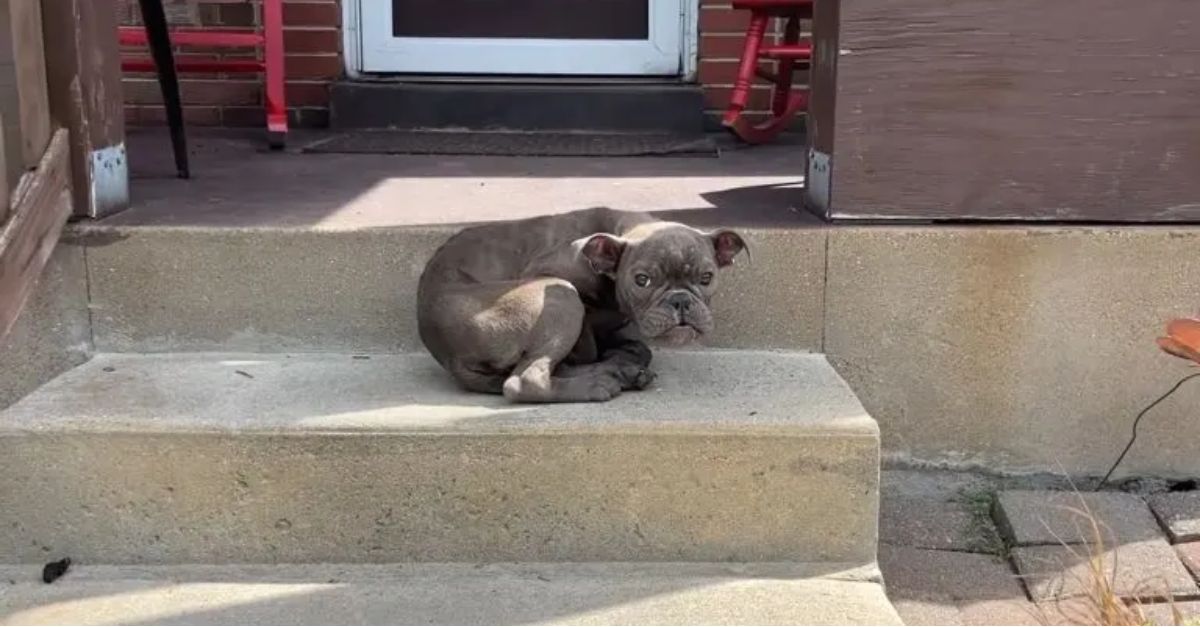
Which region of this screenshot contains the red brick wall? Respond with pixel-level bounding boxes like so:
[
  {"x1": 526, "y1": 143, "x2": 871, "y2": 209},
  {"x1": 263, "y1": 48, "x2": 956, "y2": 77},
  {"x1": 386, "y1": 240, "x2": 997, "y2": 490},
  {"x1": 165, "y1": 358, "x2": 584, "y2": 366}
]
[
  {"x1": 119, "y1": 1, "x2": 805, "y2": 129},
  {"x1": 117, "y1": 0, "x2": 341, "y2": 128}
]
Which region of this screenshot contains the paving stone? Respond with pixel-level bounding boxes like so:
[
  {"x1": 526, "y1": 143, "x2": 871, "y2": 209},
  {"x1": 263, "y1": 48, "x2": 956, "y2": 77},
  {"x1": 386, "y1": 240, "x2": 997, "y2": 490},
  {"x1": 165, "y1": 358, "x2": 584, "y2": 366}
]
[
  {"x1": 880, "y1": 496, "x2": 999, "y2": 552},
  {"x1": 893, "y1": 598, "x2": 1049, "y2": 626},
  {"x1": 1177, "y1": 541, "x2": 1200, "y2": 581},
  {"x1": 1040, "y1": 598, "x2": 1200, "y2": 626},
  {"x1": 881, "y1": 545, "x2": 1025, "y2": 601},
  {"x1": 889, "y1": 599, "x2": 964, "y2": 626},
  {"x1": 996, "y1": 490, "x2": 1163, "y2": 546},
  {"x1": 1150, "y1": 493, "x2": 1200, "y2": 543},
  {"x1": 1012, "y1": 539, "x2": 1199, "y2": 602},
  {"x1": 955, "y1": 600, "x2": 1050, "y2": 625},
  {"x1": 880, "y1": 546, "x2": 1043, "y2": 625},
  {"x1": 1142, "y1": 601, "x2": 1200, "y2": 625}
]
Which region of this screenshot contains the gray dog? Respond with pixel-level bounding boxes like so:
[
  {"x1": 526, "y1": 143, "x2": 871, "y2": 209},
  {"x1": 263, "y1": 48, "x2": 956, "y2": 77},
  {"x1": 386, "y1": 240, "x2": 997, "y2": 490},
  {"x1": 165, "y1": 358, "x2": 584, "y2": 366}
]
[{"x1": 417, "y1": 207, "x2": 747, "y2": 403}]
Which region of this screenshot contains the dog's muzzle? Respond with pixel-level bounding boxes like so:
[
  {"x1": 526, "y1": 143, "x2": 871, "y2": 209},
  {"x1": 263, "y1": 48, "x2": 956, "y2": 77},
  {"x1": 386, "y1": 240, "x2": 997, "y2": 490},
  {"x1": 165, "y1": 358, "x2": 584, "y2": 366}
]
[{"x1": 637, "y1": 291, "x2": 713, "y2": 345}]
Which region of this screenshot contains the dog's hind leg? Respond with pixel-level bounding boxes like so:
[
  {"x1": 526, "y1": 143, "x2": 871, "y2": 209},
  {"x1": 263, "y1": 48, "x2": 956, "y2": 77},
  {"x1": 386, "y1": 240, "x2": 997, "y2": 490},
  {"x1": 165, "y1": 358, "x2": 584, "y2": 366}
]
[
  {"x1": 450, "y1": 363, "x2": 507, "y2": 395},
  {"x1": 424, "y1": 277, "x2": 630, "y2": 403},
  {"x1": 495, "y1": 279, "x2": 631, "y2": 403}
]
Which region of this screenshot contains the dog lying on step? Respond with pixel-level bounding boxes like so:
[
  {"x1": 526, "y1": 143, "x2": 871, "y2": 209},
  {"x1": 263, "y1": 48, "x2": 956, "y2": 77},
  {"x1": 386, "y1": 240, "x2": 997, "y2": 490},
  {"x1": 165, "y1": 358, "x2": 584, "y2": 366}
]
[{"x1": 417, "y1": 207, "x2": 747, "y2": 403}]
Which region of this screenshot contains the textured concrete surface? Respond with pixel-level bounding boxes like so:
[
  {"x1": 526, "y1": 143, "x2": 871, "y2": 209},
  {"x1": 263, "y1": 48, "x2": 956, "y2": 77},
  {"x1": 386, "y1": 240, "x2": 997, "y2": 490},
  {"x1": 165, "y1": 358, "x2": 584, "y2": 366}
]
[
  {"x1": 76, "y1": 225, "x2": 826, "y2": 353},
  {"x1": 1011, "y1": 539, "x2": 1199, "y2": 602},
  {"x1": 118, "y1": 128, "x2": 814, "y2": 229},
  {"x1": 1150, "y1": 493, "x2": 1200, "y2": 543},
  {"x1": 826, "y1": 227, "x2": 1200, "y2": 477},
  {"x1": 0, "y1": 351, "x2": 879, "y2": 564},
  {"x1": 879, "y1": 546, "x2": 1038, "y2": 625},
  {"x1": 83, "y1": 129, "x2": 821, "y2": 353},
  {"x1": 995, "y1": 490, "x2": 1164, "y2": 546},
  {"x1": 80, "y1": 227, "x2": 448, "y2": 353},
  {"x1": 87, "y1": 153, "x2": 1200, "y2": 477},
  {"x1": 0, "y1": 563, "x2": 902, "y2": 625},
  {"x1": 0, "y1": 244, "x2": 91, "y2": 409}
]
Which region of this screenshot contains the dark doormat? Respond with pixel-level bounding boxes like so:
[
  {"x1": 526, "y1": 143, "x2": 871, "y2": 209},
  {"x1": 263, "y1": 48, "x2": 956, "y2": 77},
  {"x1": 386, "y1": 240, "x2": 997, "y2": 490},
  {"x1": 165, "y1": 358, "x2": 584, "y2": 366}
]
[{"x1": 301, "y1": 130, "x2": 720, "y2": 158}]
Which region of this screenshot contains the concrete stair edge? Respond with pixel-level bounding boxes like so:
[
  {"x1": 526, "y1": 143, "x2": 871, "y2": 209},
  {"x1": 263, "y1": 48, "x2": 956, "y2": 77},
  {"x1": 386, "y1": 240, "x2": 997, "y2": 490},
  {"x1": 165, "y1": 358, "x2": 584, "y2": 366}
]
[
  {"x1": 0, "y1": 562, "x2": 902, "y2": 626},
  {"x1": 0, "y1": 350, "x2": 879, "y2": 565}
]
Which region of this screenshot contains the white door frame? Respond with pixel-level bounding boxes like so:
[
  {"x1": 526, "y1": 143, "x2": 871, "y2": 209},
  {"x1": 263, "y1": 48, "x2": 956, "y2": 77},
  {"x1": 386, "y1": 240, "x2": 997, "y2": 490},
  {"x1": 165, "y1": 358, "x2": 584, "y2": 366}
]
[{"x1": 343, "y1": 0, "x2": 699, "y2": 80}]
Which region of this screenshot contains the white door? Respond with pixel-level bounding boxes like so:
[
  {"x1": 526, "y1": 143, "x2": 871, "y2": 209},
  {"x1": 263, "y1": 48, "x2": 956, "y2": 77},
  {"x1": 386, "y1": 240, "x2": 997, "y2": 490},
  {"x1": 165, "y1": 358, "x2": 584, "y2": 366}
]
[{"x1": 358, "y1": 0, "x2": 686, "y2": 76}]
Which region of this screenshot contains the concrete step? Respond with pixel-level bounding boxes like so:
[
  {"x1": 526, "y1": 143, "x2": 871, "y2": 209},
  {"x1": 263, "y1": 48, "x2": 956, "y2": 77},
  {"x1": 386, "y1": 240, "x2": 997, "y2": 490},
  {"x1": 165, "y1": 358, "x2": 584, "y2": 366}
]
[
  {"x1": 329, "y1": 82, "x2": 706, "y2": 133},
  {"x1": 0, "y1": 563, "x2": 901, "y2": 625},
  {"x1": 69, "y1": 222, "x2": 823, "y2": 355},
  {"x1": 0, "y1": 350, "x2": 879, "y2": 565}
]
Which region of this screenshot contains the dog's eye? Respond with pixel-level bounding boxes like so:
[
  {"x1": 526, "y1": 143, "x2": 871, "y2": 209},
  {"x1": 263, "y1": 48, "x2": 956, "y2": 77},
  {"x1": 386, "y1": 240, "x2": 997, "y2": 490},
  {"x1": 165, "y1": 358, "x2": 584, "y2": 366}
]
[
  {"x1": 634, "y1": 273, "x2": 651, "y2": 287},
  {"x1": 700, "y1": 272, "x2": 714, "y2": 286}
]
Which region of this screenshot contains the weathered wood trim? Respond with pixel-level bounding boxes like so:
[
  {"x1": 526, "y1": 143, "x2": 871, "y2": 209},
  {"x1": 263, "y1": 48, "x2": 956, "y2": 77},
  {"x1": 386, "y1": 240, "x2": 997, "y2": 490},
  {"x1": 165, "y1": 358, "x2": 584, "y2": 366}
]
[
  {"x1": 41, "y1": 0, "x2": 127, "y2": 218},
  {"x1": 0, "y1": 128, "x2": 70, "y2": 340},
  {"x1": 0, "y1": 0, "x2": 25, "y2": 203},
  {"x1": 10, "y1": 0, "x2": 51, "y2": 168},
  {"x1": 831, "y1": 0, "x2": 1200, "y2": 222},
  {"x1": 0, "y1": 0, "x2": 53, "y2": 220},
  {"x1": 802, "y1": 0, "x2": 840, "y2": 219},
  {"x1": 0, "y1": 112, "x2": 10, "y2": 225}
]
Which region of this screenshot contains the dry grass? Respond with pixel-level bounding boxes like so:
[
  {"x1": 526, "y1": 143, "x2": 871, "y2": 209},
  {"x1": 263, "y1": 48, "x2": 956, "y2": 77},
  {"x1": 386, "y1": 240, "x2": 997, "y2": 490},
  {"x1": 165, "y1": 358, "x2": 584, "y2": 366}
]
[{"x1": 1030, "y1": 491, "x2": 1195, "y2": 626}]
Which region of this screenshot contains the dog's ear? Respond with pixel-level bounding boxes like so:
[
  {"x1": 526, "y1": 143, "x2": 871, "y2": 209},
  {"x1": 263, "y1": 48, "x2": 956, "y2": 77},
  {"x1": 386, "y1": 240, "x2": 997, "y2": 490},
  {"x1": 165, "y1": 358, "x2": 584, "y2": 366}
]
[
  {"x1": 709, "y1": 229, "x2": 749, "y2": 267},
  {"x1": 577, "y1": 233, "x2": 626, "y2": 274}
]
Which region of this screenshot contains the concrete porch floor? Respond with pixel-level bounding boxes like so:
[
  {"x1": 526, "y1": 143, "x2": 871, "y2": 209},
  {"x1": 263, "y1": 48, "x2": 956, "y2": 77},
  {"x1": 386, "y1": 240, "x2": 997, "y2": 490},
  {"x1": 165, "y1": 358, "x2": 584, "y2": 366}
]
[{"x1": 106, "y1": 128, "x2": 817, "y2": 229}]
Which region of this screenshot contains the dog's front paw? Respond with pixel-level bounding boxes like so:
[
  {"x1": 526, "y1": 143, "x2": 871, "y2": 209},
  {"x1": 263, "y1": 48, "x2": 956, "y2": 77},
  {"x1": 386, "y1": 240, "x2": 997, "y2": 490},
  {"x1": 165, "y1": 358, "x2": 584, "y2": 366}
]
[
  {"x1": 630, "y1": 367, "x2": 656, "y2": 390},
  {"x1": 584, "y1": 372, "x2": 624, "y2": 402},
  {"x1": 612, "y1": 362, "x2": 656, "y2": 391}
]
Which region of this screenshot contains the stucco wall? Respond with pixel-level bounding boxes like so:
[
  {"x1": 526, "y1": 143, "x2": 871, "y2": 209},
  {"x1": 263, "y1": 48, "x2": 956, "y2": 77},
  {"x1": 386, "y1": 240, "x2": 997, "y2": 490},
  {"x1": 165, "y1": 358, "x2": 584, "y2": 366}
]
[{"x1": 825, "y1": 227, "x2": 1200, "y2": 479}]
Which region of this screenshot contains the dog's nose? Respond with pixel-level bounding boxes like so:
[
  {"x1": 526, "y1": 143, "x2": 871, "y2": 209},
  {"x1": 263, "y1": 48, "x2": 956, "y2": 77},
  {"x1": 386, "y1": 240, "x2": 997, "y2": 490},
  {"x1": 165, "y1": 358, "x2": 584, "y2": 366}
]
[{"x1": 667, "y1": 292, "x2": 691, "y2": 312}]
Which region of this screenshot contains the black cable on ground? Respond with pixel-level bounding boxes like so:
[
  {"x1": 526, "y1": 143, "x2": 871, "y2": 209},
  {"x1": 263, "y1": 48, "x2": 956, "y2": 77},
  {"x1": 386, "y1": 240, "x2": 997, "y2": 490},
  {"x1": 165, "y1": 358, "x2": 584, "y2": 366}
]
[{"x1": 1099, "y1": 372, "x2": 1200, "y2": 488}]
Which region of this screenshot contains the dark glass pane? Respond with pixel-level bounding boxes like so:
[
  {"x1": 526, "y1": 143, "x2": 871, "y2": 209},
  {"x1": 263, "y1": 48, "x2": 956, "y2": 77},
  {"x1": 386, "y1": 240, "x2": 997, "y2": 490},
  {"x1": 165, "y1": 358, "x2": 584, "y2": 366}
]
[{"x1": 392, "y1": 0, "x2": 650, "y2": 40}]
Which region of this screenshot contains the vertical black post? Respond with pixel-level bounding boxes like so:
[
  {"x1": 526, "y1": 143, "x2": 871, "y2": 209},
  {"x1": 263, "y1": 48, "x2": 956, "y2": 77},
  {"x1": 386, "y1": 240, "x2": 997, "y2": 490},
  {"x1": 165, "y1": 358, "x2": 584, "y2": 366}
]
[{"x1": 137, "y1": 0, "x2": 189, "y2": 178}]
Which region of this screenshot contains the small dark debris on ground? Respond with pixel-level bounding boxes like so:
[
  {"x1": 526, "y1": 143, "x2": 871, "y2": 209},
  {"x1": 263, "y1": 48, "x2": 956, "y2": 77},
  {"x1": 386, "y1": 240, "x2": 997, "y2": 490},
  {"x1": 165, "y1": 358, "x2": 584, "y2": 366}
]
[
  {"x1": 234, "y1": 370, "x2": 254, "y2": 379},
  {"x1": 41, "y1": 557, "x2": 71, "y2": 584},
  {"x1": 1171, "y1": 479, "x2": 1198, "y2": 492}
]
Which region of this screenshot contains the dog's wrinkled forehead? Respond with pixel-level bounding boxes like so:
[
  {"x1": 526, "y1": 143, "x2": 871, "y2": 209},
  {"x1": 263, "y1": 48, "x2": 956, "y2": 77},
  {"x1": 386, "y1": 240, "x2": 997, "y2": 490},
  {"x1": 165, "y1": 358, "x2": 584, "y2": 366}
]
[{"x1": 626, "y1": 225, "x2": 717, "y2": 269}]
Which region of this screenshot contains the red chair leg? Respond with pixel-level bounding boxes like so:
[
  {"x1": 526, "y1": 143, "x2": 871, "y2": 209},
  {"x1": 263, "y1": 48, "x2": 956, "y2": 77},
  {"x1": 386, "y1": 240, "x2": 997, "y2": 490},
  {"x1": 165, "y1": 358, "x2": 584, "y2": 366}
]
[
  {"x1": 262, "y1": 0, "x2": 287, "y2": 149},
  {"x1": 722, "y1": 12, "x2": 770, "y2": 127},
  {"x1": 772, "y1": 14, "x2": 801, "y2": 117},
  {"x1": 725, "y1": 90, "x2": 808, "y2": 144}
]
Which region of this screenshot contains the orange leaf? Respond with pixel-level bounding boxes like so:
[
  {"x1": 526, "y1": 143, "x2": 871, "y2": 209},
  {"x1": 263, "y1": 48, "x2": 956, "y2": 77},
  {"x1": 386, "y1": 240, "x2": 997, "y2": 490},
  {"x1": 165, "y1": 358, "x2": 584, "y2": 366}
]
[
  {"x1": 1158, "y1": 337, "x2": 1200, "y2": 364},
  {"x1": 1166, "y1": 318, "x2": 1200, "y2": 350},
  {"x1": 1159, "y1": 318, "x2": 1200, "y2": 365}
]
